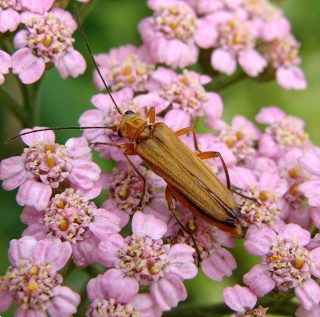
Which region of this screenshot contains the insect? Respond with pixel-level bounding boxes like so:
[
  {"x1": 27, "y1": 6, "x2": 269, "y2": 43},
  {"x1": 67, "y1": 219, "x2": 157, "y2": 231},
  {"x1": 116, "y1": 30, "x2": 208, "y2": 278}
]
[{"x1": 7, "y1": 8, "x2": 244, "y2": 247}]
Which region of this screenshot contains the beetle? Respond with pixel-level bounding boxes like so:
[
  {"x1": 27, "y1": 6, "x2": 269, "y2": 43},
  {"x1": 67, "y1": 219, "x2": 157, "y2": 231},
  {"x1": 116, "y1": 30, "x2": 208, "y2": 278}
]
[
  {"x1": 6, "y1": 7, "x2": 244, "y2": 244},
  {"x1": 105, "y1": 106, "x2": 243, "y2": 237}
]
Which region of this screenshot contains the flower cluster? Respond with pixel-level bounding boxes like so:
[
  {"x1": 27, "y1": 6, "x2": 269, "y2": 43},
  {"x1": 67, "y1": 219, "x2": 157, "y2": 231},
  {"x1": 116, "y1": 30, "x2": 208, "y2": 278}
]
[
  {"x1": 0, "y1": 1, "x2": 318, "y2": 317},
  {"x1": 0, "y1": 0, "x2": 87, "y2": 85}
]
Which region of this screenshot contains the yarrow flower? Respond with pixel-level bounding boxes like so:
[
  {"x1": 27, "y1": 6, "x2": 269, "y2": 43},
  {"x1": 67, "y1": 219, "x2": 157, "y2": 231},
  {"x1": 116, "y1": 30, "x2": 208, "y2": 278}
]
[
  {"x1": 139, "y1": 0, "x2": 200, "y2": 68},
  {"x1": 93, "y1": 44, "x2": 155, "y2": 92},
  {"x1": 0, "y1": 236, "x2": 80, "y2": 316},
  {"x1": 229, "y1": 167, "x2": 287, "y2": 230},
  {"x1": 259, "y1": 34, "x2": 307, "y2": 90},
  {"x1": 0, "y1": 128, "x2": 101, "y2": 211},
  {"x1": 95, "y1": 211, "x2": 197, "y2": 311},
  {"x1": 256, "y1": 106, "x2": 310, "y2": 159},
  {"x1": 243, "y1": 223, "x2": 320, "y2": 311},
  {"x1": 168, "y1": 212, "x2": 237, "y2": 280},
  {"x1": 86, "y1": 270, "x2": 162, "y2": 317},
  {"x1": 103, "y1": 161, "x2": 155, "y2": 215},
  {"x1": 20, "y1": 188, "x2": 123, "y2": 267},
  {"x1": 207, "y1": 12, "x2": 267, "y2": 77},
  {"x1": 146, "y1": 67, "x2": 223, "y2": 129},
  {"x1": 12, "y1": 7, "x2": 86, "y2": 84}
]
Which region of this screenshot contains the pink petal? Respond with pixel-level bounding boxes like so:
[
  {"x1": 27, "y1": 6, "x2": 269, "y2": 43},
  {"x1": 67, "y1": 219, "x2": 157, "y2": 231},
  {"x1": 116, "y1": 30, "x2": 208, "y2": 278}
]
[
  {"x1": 0, "y1": 156, "x2": 27, "y2": 191},
  {"x1": 20, "y1": 0, "x2": 55, "y2": 13},
  {"x1": 86, "y1": 275, "x2": 105, "y2": 301},
  {"x1": 47, "y1": 286, "x2": 80, "y2": 317},
  {"x1": 211, "y1": 48, "x2": 236, "y2": 75},
  {"x1": 132, "y1": 211, "x2": 167, "y2": 239},
  {"x1": 279, "y1": 223, "x2": 310, "y2": 246},
  {"x1": 12, "y1": 48, "x2": 45, "y2": 84},
  {"x1": 310, "y1": 248, "x2": 320, "y2": 278},
  {"x1": 89, "y1": 209, "x2": 121, "y2": 239},
  {"x1": 20, "y1": 127, "x2": 55, "y2": 146},
  {"x1": 16, "y1": 180, "x2": 52, "y2": 211},
  {"x1": 0, "y1": 8, "x2": 20, "y2": 33},
  {"x1": 244, "y1": 227, "x2": 276, "y2": 256},
  {"x1": 255, "y1": 106, "x2": 286, "y2": 124},
  {"x1": 301, "y1": 180, "x2": 320, "y2": 207},
  {"x1": 101, "y1": 268, "x2": 139, "y2": 302},
  {"x1": 72, "y1": 234, "x2": 99, "y2": 267},
  {"x1": 202, "y1": 248, "x2": 237, "y2": 281},
  {"x1": 222, "y1": 285, "x2": 257, "y2": 311},
  {"x1": 0, "y1": 288, "x2": 13, "y2": 313},
  {"x1": 166, "y1": 244, "x2": 197, "y2": 279},
  {"x1": 295, "y1": 279, "x2": 320, "y2": 311},
  {"x1": 243, "y1": 264, "x2": 276, "y2": 297},
  {"x1": 238, "y1": 49, "x2": 267, "y2": 77},
  {"x1": 34, "y1": 238, "x2": 72, "y2": 270},
  {"x1": 276, "y1": 66, "x2": 307, "y2": 90},
  {"x1": 8, "y1": 236, "x2": 38, "y2": 266},
  {"x1": 151, "y1": 273, "x2": 187, "y2": 311},
  {"x1": 131, "y1": 294, "x2": 162, "y2": 317},
  {"x1": 0, "y1": 50, "x2": 11, "y2": 73},
  {"x1": 68, "y1": 159, "x2": 101, "y2": 190},
  {"x1": 95, "y1": 233, "x2": 124, "y2": 266},
  {"x1": 65, "y1": 137, "x2": 92, "y2": 160},
  {"x1": 55, "y1": 49, "x2": 86, "y2": 79}
]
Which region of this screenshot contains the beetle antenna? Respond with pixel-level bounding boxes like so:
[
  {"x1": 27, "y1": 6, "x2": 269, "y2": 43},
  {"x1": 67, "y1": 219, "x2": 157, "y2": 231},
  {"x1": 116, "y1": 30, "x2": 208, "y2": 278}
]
[
  {"x1": 74, "y1": 6, "x2": 123, "y2": 115},
  {"x1": 5, "y1": 126, "x2": 117, "y2": 144}
]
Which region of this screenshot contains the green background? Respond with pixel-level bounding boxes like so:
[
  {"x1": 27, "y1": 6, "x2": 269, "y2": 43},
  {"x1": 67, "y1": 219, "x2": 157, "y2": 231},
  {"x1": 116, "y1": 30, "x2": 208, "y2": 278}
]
[{"x1": 0, "y1": 0, "x2": 319, "y2": 316}]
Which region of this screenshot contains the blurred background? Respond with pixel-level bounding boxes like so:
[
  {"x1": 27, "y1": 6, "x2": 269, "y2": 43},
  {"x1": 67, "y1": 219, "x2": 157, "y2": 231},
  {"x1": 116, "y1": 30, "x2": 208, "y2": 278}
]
[{"x1": 0, "y1": 0, "x2": 319, "y2": 316}]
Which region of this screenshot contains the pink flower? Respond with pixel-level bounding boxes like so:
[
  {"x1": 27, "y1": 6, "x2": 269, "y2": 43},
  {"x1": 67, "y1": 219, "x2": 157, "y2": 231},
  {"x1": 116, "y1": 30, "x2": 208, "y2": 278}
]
[
  {"x1": 229, "y1": 167, "x2": 287, "y2": 230},
  {"x1": 207, "y1": 12, "x2": 267, "y2": 76},
  {"x1": 260, "y1": 34, "x2": 306, "y2": 90},
  {"x1": 86, "y1": 270, "x2": 162, "y2": 317},
  {"x1": 0, "y1": 50, "x2": 11, "y2": 85},
  {"x1": 256, "y1": 106, "x2": 310, "y2": 159},
  {"x1": 93, "y1": 44, "x2": 155, "y2": 92},
  {"x1": 12, "y1": 8, "x2": 86, "y2": 84},
  {"x1": 215, "y1": 115, "x2": 260, "y2": 164},
  {"x1": 20, "y1": 188, "x2": 122, "y2": 267},
  {"x1": 146, "y1": 67, "x2": 223, "y2": 128},
  {"x1": 138, "y1": 0, "x2": 199, "y2": 68},
  {"x1": 0, "y1": 0, "x2": 20, "y2": 32},
  {"x1": 0, "y1": 128, "x2": 101, "y2": 211},
  {"x1": 102, "y1": 161, "x2": 155, "y2": 215},
  {"x1": 168, "y1": 213, "x2": 237, "y2": 280},
  {"x1": 95, "y1": 211, "x2": 197, "y2": 311},
  {"x1": 277, "y1": 148, "x2": 313, "y2": 229},
  {"x1": 0, "y1": 236, "x2": 80, "y2": 316},
  {"x1": 243, "y1": 223, "x2": 320, "y2": 310},
  {"x1": 241, "y1": 0, "x2": 290, "y2": 41}
]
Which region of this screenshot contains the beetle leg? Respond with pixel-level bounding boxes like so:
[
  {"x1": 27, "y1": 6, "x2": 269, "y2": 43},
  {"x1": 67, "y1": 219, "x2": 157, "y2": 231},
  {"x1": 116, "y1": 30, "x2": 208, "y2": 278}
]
[
  {"x1": 197, "y1": 151, "x2": 231, "y2": 189},
  {"x1": 147, "y1": 106, "x2": 156, "y2": 124},
  {"x1": 174, "y1": 127, "x2": 199, "y2": 152},
  {"x1": 90, "y1": 142, "x2": 147, "y2": 210},
  {"x1": 165, "y1": 186, "x2": 202, "y2": 263},
  {"x1": 122, "y1": 150, "x2": 147, "y2": 210}
]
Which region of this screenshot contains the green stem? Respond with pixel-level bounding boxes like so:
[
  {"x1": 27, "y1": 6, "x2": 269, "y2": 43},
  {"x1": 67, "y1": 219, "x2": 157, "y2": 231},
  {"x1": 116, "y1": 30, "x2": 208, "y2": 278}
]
[
  {"x1": 0, "y1": 86, "x2": 28, "y2": 124},
  {"x1": 17, "y1": 76, "x2": 44, "y2": 127}
]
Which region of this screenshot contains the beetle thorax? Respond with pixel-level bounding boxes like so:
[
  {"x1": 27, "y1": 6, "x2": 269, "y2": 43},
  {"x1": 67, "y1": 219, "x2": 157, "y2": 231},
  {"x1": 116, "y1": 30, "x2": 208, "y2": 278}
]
[{"x1": 118, "y1": 113, "x2": 152, "y2": 142}]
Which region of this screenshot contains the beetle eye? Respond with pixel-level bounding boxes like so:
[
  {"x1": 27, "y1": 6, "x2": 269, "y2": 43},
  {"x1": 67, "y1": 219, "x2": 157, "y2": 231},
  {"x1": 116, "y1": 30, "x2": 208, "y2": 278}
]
[
  {"x1": 118, "y1": 130, "x2": 123, "y2": 138},
  {"x1": 124, "y1": 110, "x2": 135, "y2": 115}
]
